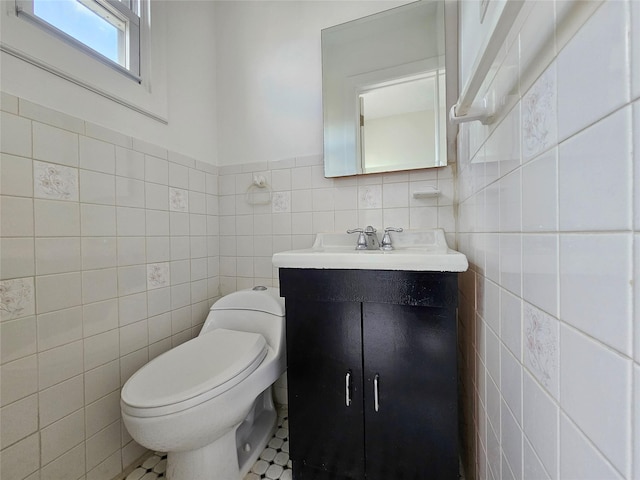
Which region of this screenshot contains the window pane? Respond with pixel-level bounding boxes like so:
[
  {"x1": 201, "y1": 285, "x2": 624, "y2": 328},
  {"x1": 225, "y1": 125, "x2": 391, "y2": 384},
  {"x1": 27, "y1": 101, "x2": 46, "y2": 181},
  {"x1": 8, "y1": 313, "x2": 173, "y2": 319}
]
[{"x1": 33, "y1": 0, "x2": 120, "y2": 65}]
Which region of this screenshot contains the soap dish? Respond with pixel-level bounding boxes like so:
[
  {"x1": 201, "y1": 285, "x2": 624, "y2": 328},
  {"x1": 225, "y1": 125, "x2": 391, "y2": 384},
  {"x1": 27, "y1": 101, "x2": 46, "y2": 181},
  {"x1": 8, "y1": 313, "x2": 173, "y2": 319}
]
[{"x1": 412, "y1": 186, "x2": 440, "y2": 198}]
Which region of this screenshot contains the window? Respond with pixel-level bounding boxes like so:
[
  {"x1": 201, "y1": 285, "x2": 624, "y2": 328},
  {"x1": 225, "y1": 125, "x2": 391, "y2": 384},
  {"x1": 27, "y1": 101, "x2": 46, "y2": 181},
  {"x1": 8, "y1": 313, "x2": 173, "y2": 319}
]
[{"x1": 16, "y1": 0, "x2": 140, "y2": 80}]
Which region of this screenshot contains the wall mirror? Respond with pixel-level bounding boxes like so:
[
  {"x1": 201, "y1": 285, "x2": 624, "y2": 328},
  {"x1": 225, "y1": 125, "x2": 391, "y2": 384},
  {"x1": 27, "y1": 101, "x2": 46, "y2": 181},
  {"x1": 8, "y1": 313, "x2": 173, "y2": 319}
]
[{"x1": 322, "y1": 0, "x2": 456, "y2": 178}]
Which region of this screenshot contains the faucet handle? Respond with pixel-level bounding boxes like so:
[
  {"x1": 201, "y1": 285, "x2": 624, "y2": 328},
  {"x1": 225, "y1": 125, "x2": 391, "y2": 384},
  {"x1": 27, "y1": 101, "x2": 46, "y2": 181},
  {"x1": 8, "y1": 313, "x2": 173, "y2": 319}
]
[
  {"x1": 381, "y1": 227, "x2": 403, "y2": 251},
  {"x1": 347, "y1": 226, "x2": 378, "y2": 235},
  {"x1": 347, "y1": 228, "x2": 368, "y2": 250}
]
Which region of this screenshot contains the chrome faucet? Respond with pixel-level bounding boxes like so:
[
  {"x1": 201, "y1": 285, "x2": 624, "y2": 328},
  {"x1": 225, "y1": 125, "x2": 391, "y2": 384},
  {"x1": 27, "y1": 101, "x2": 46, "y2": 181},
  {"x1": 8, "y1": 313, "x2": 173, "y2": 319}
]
[
  {"x1": 347, "y1": 226, "x2": 380, "y2": 250},
  {"x1": 380, "y1": 227, "x2": 403, "y2": 251}
]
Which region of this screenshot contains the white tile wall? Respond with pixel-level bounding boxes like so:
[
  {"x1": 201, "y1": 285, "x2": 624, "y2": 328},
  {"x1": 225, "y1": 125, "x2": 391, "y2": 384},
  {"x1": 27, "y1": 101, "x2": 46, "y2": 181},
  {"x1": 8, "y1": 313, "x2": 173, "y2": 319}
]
[
  {"x1": 1, "y1": 112, "x2": 32, "y2": 158},
  {"x1": 557, "y1": 107, "x2": 632, "y2": 232},
  {"x1": 1, "y1": 196, "x2": 34, "y2": 237},
  {"x1": 559, "y1": 413, "x2": 624, "y2": 480},
  {"x1": 522, "y1": 235, "x2": 558, "y2": 317},
  {"x1": 500, "y1": 399, "x2": 520, "y2": 478},
  {"x1": 523, "y1": 437, "x2": 550, "y2": 480},
  {"x1": 523, "y1": 371, "x2": 558, "y2": 478},
  {"x1": 33, "y1": 122, "x2": 79, "y2": 167},
  {"x1": 0, "y1": 94, "x2": 220, "y2": 480},
  {"x1": 560, "y1": 325, "x2": 632, "y2": 476},
  {"x1": 0, "y1": 317, "x2": 36, "y2": 364},
  {"x1": 632, "y1": 1, "x2": 640, "y2": 101},
  {"x1": 216, "y1": 158, "x2": 456, "y2": 293},
  {"x1": 0, "y1": 355, "x2": 38, "y2": 406},
  {"x1": 521, "y1": 149, "x2": 557, "y2": 232},
  {"x1": 34, "y1": 199, "x2": 80, "y2": 237},
  {"x1": 39, "y1": 376, "x2": 85, "y2": 428},
  {"x1": 0, "y1": 237, "x2": 35, "y2": 280},
  {"x1": 635, "y1": 365, "x2": 640, "y2": 478},
  {"x1": 37, "y1": 307, "x2": 83, "y2": 351},
  {"x1": 457, "y1": 1, "x2": 638, "y2": 479},
  {"x1": 0, "y1": 394, "x2": 38, "y2": 450},
  {"x1": 556, "y1": 0, "x2": 630, "y2": 142},
  {"x1": 1, "y1": 153, "x2": 33, "y2": 197},
  {"x1": 500, "y1": 344, "x2": 522, "y2": 424},
  {"x1": 1, "y1": 434, "x2": 40, "y2": 480},
  {"x1": 80, "y1": 136, "x2": 115, "y2": 174},
  {"x1": 560, "y1": 234, "x2": 632, "y2": 355}
]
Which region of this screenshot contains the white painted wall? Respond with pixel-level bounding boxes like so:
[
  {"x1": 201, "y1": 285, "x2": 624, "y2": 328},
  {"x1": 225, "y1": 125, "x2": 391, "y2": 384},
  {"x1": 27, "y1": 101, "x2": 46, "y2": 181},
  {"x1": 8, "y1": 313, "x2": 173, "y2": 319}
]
[
  {"x1": 165, "y1": 1, "x2": 217, "y2": 164},
  {"x1": 214, "y1": 0, "x2": 410, "y2": 166},
  {"x1": 1, "y1": 0, "x2": 414, "y2": 167},
  {"x1": 0, "y1": 1, "x2": 217, "y2": 164}
]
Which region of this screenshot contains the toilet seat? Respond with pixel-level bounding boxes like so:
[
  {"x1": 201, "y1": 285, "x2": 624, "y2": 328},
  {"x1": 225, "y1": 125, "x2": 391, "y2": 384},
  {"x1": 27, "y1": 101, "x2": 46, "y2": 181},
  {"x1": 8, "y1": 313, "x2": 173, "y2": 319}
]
[{"x1": 121, "y1": 329, "x2": 267, "y2": 418}]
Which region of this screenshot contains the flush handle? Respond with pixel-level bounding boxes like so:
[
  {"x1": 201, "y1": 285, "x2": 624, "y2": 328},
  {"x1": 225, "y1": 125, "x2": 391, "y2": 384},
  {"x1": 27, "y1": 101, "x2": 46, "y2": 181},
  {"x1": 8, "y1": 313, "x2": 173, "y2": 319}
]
[
  {"x1": 345, "y1": 371, "x2": 352, "y2": 407},
  {"x1": 373, "y1": 374, "x2": 380, "y2": 412}
]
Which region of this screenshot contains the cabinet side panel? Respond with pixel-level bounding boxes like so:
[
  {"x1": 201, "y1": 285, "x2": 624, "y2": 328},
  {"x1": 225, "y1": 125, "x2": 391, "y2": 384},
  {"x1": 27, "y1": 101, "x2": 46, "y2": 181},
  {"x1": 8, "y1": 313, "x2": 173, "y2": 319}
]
[
  {"x1": 362, "y1": 302, "x2": 458, "y2": 480},
  {"x1": 285, "y1": 299, "x2": 365, "y2": 479}
]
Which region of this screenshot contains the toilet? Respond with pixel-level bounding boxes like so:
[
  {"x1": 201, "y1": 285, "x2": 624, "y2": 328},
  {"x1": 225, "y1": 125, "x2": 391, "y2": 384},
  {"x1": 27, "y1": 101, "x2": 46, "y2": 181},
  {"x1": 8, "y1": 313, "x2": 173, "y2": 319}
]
[{"x1": 120, "y1": 287, "x2": 286, "y2": 480}]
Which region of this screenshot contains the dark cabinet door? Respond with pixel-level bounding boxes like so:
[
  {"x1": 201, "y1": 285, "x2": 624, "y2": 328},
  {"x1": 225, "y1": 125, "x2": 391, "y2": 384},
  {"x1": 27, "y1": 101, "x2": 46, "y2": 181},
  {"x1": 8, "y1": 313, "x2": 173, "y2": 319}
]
[
  {"x1": 362, "y1": 303, "x2": 458, "y2": 480},
  {"x1": 285, "y1": 299, "x2": 365, "y2": 480},
  {"x1": 280, "y1": 269, "x2": 460, "y2": 480}
]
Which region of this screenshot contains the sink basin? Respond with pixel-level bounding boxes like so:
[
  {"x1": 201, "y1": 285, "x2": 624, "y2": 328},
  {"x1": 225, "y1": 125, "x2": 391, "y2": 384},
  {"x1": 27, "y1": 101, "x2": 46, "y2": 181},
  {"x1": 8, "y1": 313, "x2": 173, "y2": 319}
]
[{"x1": 272, "y1": 229, "x2": 468, "y2": 272}]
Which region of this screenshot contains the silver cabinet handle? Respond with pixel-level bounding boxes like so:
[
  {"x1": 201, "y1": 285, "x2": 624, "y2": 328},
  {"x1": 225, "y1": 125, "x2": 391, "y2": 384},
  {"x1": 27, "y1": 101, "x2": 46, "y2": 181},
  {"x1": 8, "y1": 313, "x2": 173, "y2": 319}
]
[
  {"x1": 345, "y1": 371, "x2": 352, "y2": 407},
  {"x1": 373, "y1": 374, "x2": 380, "y2": 412}
]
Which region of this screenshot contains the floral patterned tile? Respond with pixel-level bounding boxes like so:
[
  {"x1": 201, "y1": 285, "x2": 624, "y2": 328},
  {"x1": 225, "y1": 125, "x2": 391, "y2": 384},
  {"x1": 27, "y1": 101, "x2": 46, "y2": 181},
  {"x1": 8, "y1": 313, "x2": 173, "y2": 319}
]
[
  {"x1": 358, "y1": 185, "x2": 382, "y2": 209},
  {"x1": 0, "y1": 277, "x2": 35, "y2": 321},
  {"x1": 169, "y1": 187, "x2": 189, "y2": 212},
  {"x1": 147, "y1": 263, "x2": 170, "y2": 290},
  {"x1": 33, "y1": 160, "x2": 78, "y2": 201},
  {"x1": 522, "y1": 63, "x2": 557, "y2": 161},
  {"x1": 524, "y1": 302, "x2": 559, "y2": 398},
  {"x1": 272, "y1": 191, "x2": 291, "y2": 213}
]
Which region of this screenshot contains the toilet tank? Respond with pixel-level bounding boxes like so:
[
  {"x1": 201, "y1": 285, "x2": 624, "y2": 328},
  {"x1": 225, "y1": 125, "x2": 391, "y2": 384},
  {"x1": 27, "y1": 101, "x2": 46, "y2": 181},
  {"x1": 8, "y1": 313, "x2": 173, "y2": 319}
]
[{"x1": 200, "y1": 287, "x2": 285, "y2": 352}]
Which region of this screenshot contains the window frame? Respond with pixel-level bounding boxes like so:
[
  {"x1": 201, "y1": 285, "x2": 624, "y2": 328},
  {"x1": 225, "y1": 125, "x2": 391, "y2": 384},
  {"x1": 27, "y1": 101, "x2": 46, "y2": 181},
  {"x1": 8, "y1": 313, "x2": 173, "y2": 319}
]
[{"x1": 15, "y1": 0, "x2": 141, "y2": 81}]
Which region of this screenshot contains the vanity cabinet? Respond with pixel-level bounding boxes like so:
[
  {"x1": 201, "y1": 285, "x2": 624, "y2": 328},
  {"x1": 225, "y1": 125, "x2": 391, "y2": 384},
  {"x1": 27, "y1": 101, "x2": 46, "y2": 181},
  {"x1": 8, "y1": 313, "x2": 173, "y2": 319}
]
[{"x1": 279, "y1": 268, "x2": 459, "y2": 480}]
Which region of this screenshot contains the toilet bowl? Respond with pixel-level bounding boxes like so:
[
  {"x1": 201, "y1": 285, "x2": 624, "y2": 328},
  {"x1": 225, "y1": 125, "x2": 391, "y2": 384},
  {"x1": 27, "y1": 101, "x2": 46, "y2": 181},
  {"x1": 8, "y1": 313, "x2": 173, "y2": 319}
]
[{"x1": 120, "y1": 287, "x2": 286, "y2": 480}]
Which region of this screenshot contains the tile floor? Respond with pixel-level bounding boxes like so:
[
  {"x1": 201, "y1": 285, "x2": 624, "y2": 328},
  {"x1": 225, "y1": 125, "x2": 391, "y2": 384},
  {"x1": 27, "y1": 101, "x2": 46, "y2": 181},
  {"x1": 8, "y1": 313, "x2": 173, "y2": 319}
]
[
  {"x1": 244, "y1": 410, "x2": 292, "y2": 480},
  {"x1": 125, "y1": 453, "x2": 167, "y2": 479},
  {"x1": 126, "y1": 407, "x2": 465, "y2": 480},
  {"x1": 125, "y1": 409, "x2": 291, "y2": 480}
]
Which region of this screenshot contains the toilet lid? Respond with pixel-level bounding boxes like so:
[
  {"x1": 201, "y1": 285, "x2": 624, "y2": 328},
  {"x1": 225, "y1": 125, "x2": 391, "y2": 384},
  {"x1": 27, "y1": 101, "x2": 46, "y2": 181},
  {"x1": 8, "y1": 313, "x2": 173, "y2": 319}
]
[{"x1": 121, "y1": 329, "x2": 267, "y2": 417}]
